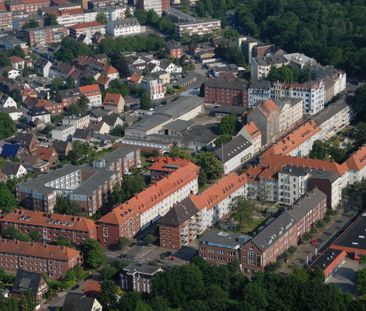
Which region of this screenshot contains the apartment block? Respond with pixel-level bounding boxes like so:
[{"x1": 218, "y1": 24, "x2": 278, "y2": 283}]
[
  {"x1": 0, "y1": 11, "x2": 12, "y2": 30},
  {"x1": 79, "y1": 84, "x2": 102, "y2": 107},
  {"x1": 204, "y1": 79, "x2": 248, "y2": 107},
  {"x1": 137, "y1": 0, "x2": 162, "y2": 16},
  {"x1": 175, "y1": 19, "x2": 221, "y2": 37},
  {"x1": 27, "y1": 25, "x2": 68, "y2": 47},
  {"x1": 106, "y1": 18, "x2": 141, "y2": 37},
  {"x1": 97, "y1": 160, "x2": 199, "y2": 246},
  {"x1": 0, "y1": 209, "x2": 97, "y2": 245},
  {"x1": 237, "y1": 121, "x2": 262, "y2": 154},
  {"x1": 62, "y1": 114, "x2": 90, "y2": 129},
  {"x1": 141, "y1": 77, "x2": 166, "y2": 100},
  {"x1": 69, "y1": 21, "x2": 106, "y2": 39},
  {"x1": 7, "y1": 0, "x2": 50, "y2": 13},
  {"x1": 149, "y1": 157, "x2": 192, "y2": 182},
  {"x1": 0, "y1": 239, "x2": 81, "y2": 279}
]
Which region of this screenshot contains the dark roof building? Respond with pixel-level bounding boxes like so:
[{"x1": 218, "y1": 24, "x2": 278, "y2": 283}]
[
  {"x1": 12, "y1": 271, "x2": 48, "y2": 301},
  {"x1": 62, "y1": 292, "x2": 102, "y2": 311}
]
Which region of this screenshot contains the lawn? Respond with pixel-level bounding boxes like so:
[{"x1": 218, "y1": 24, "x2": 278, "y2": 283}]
[{"x1": 240, "y1": 215, "x2": 267, "y2": 234}]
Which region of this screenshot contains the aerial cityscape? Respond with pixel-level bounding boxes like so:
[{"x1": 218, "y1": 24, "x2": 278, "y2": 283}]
[{"x1": 0, "y1": 0, "x2": 365, "y2": 309}]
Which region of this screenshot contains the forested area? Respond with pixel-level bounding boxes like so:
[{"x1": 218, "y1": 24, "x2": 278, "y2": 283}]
[
  {"x1": 99, "y1": 257, "x2": 365, "y2": 311},
  {"x1": 233, "y1": 0, "x2": 366, "y2": 79}
]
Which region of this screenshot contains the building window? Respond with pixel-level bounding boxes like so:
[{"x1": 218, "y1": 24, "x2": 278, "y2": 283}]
[{"x1": 248, "y1": 251, "x2": 256, "y2": 264}]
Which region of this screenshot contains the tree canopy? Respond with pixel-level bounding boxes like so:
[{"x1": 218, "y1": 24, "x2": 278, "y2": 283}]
[
  {"x1": 194, "y1": 152, "x2": 224, "y2": 182},
  {"x1": 54, "y1": 37, "x2": 94, "y2": 63},
  {"x1": 113, "y1": 172, "x2": 146, "y2": 204},
  {"x1": 0, "y1": 113, "x2": 16, "y2": 140},
  {"x1": 0, "y1": 183, "x2": 16, "y2": 213},
  {"x1": 82, "y1": 239, "x2": 106, "y2": 269},
  {"x1": 44, "y1": 13, "x2": 58, "y2": 26}
]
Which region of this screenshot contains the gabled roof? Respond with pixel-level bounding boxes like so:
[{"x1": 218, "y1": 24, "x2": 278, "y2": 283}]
[
  {"x1": 214, "y1": 135, "x2": 252, "y2": 162},
  {"x1": 242, "y1": 121, "x2": 261, "y2": 138},
  {"x1": 1, "y1": 162, "x2": 24, "y2": 176},
  {"x1": 34, "y1": 146, "x2": 57, "y2": 162},
  {"x1": 12, "y1": 271, "x2": 46, "y2": 296},
  {"x1": 1, "y1": 143, "x2": 21, "y2": 158},
  {"x1": 158, "y1": 197, "x2": 198, "y2": 226},
  {"x1": 346, "y1": 145, "x2": 366, "y2": 171},
  {"x1": 103, "y1": 93, "x2": 122, "y2": 106},
  {"x1": 62, "y1": 292, "x2": 99, "y2": 311}
]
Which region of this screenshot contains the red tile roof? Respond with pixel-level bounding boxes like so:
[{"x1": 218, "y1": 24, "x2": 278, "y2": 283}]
[
  {"x1": 129, "y1": 72, "x2": 142, "y2": 84},
  {"x1": 259, "y1": 99, "x2": 279, "y2": 117},
  {"x1": 190, "y1": 172, "x2": 248, "y2": 210},
  {"x1": 98, "y1": 162, "x2": 199, "y2": 225},
  {"x1": 79, "y1": 84, "x2": 101, "y2": 96},
  {"x1": 84, "y1": 280, "x2": 102, "y2": 294},
  {"x1": 34, "y1": 146, "x2": 57, "y2": 162},
  {"x1": 69, "y1": 21, "x2": 103, "y2": 30},
  {"x1": 242, "y1": 121, "x2": 261, "y2": 138},
  {"x1": 261, "y1": 120, "x2": 319, "y2": 158},
  {"x1": 105, "y1": 65, "x2": 118, "y2": 75},
  {"x1": 346, "y1": 145, "x2": 366, "y2": 171},
  {"x1": 149, "y1": 157, "x2": 191, "y2": 173},
  {"x1": 0, "y1": 239, "x2": 81, "y2": 261},
  {"x1": 103, "y1": 93, "x2": 122, "y2": 106},
  {"x1": 0, "y1": 209, "x2": 96, "y2": 234}
]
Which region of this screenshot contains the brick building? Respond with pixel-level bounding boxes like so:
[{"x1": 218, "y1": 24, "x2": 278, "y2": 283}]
[
  {"x1": 204, "y1": 79, "x2": 248, "y2": 107},
  {"x1": 96, "y1": 160, "x2": 199, "y2": 247},
  {"x1": 7, "y1": 0, "x2": 50, "y2": 13},
  {"x1": 149, "y1": 157, "x2": 191, "y2": 181},
  {"x1": 0, "y1": 209, "x2": 97, "y2": 245},
  {"x1": 0, "y1": 239, "x2": 81, "y2": 279},
  {"x1": 27, "y1": 25, "x2": 68, "y2": 47}
]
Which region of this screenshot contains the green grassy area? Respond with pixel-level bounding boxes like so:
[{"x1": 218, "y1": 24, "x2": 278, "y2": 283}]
[{"x1": 240, "y1": 216, "x2": 267, "y2": 234}]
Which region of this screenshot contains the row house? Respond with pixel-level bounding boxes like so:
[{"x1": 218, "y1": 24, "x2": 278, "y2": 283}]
[
  {"x1": 248, "y1": 80, "x2": 272, "y2": 108},
  {"x1": 204, "y1": 79, "x2": 248, "y2": 107},
  {"x1": 0, "y1": 209, "x2": 97, "y2": 245},
  {"x1": 159, "y1": 172, "x2": 248, "y2": 250},
  {"x1": 27, "y1": 25, "x2": 68, "y2": 47},
  {"x1": 0, "y1": 239, "x2": 81, "y2": 279},
  {"x1": 96, "y1": 161, "x2": 199, "y2": 247},
  {"x1": 241, "y1": 188, "x2": 326, "y2": 273},
  {"x1": 69, "y1": 21, "x2": 106, "y2": 39}
]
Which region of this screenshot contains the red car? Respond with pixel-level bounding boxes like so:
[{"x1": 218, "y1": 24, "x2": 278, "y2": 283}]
[{"x1": 310, "y1": 239, "x2": 318, "y2": 246}]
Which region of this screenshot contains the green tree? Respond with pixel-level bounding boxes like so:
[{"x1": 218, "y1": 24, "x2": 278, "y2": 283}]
[
  {"x1": 231, "y1": 197, "x2": 253, "y2": 229},
  {"x1": 110, "y1": 55, "x2": 130, "y2": 78},
  {"x1": 106, "y1": 79, "x2": 129, "y2": 96},
  {"x1": 68, "y1": 141, "x2": 96, "y2": 165},
  {"x1": 169, "y1": 144, "x2": 191, "y2": 160},
  {"x1": 140, "y1": 91, "x2": 152, "y2": 110},
  {"x1": 82, "y1": 239, "x2": 106, "y2": 269},
  {"x1": 0, "y1": 113, "x2": 16, "y2": 140},
  {"x1": 44, "y1": 13, "x2": 58, "y2": 26},
  {"x1": 0, "y1": 52, "x2": 10, "y2": 67},
  {"x1": 219, "y1": 114, "x2": 237, "y2": 136},
  {"x1": 110, "y1": 125, "x2": 125, "y2": 137},
  {"x1": 55, "y1": 236, "x2": 71, "y2": 247},
  {"x1": 80, "y1": 76, "x2": 96, "y2": 86},
  {"x1": 144, "y1": 233, "x2": 156, "y2": 246},
  {"x1": 352, "y1": 86, "x2": 366, "y2": 123},
  {"x1": 11, "y1": 45, "x2": 25, "y2": 59},
  {"x1": 356, "y1": 269, "x2": 366, "y2": 295},
  {"x1": 215, "y1": 134, "x2": 232, "y2": 146},
  {"x1": 54, "y1": 196, "x2": 85, "y2": 216},
  {"x1": 4, "y1": 225, "x2": 31, "y2": 241},
  {"x1": 194, "y1": 152, "x2": 223, "y2": 181},
  {"x1": 113, "y1": 173, "x2": 145, "y2": 204},
  {"x1": 96, "y1": 12, "x2": 108, "y2": 24},
  {"x1": 117, "y1": 237, "x2": 130, "y2": 250},
  {"x1": 0, "y1": 183, "x2": 16, "y2": 212},
  {"x1": 28, "y1": 231, "x2": 41, "y2": 241},
  {"x1": 309, "y1": 140, "x2": 327, "y2": 160},
  {"x1": 22, "y1": 19, "x2": 39, "y2": 30}
]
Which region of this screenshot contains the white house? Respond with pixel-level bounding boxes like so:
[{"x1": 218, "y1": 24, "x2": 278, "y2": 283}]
[
  {"x1": 106, "y1": 18, "x2": 141, "y2": 37},
  {"x1": 51, "y1": 125, "x2": 76, "y2": 141},
  {"x1": 1, "y1": 163, "x2": 27, "y2": 179},
  {"x1": 63, "y1": 114, "x2": 90, "y2": 129},
  {"x1": 141, "y1": 77, "x2": 166, "y2": 100},
  {"x1": 7, "y1": 69, "x2": 21, "y2": 80}
]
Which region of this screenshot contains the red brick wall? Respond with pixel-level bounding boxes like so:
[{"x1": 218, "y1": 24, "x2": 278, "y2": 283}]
[{"x1": 159, "y1": 224, "x2": 181, "y2": 249}]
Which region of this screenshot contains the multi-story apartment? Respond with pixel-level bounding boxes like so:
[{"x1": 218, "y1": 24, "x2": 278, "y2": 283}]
[
  {"x1": 27, "y1": 25, "x2": 68, "y2": 47},
  {"x1": 240, "y1": 188, "x2": 326, "y2": 273},
  {"x1": 237, "y1": 121, "x2": 262, "y2": 154},
  {"x1": 199, "y1": 230, "x2": 249, "y2": 266},
  {"x1": 247, "y1": 99, "x2": 280, "y2": 146},
  {"x1": 250, "y1": 52, "x2": 288, "y2": 80},
  {"x1": 96, "y1": 161, "x2": 199, "y2": 246},
  {"x1": 62, "y1": 114, "x2": 90, "y2": 129},
  {"x1": 248, "y1": 80, "x2": 272, "y2": 108},
  {"x1": 141, "y1": 77, "x2": 166, "y2": 100},
  {"x1": 0, "y1": 11, "x2": 12, "y2": 30},
  {"x1": 16, "y1": 147, "x2": 140, "y2": 215},
  {"x1": 0, "y1": 209, "x2": 97, "y2": 245},
  {"x1": 79, "y1": 84, "x2": 102, "y2": 107},
  {"x1": 261, "y1": 120, "x2": 320, "y2": 158},
  {"x1": 51, "y1": 124, "x2": 76, "y2": 141},
  {"x1": 106, "y1": 18, "x2": 141, "y2": 37},
  {"x1": 276, "y1": 98, "x2": 304, "y2": 134},
  {"x1": 149, "y1": 157, "x2": 192, "y2": 182},
  {"x1": 0, "y1": 239, "x2": 81, "y2": 279},
  {"x1": 273, "y1": 80, "x2": 325, "y2": 115},
  {"x1": 69, "y1": 21, "x2": 106, "y2": 39},
  {"x1": 346, "y1": 145, "x2": 366, "y2": 185},
  {"x1": 159, "y1": 172, "x2": 248, "y2": 249},
  {"x1": 55, "y1": 9, "x2": 98, "y2": 27},
  {"x1": 175, "y1": 19, "x2": 221, "y2": 37},
  {"x1": 137, "y1": 0, "x2": 162, "y2": 16},
  {"x1": 204, "y1": 79, "x2": 248, "y2": 107},
  {"x1": 6, "y1": 0, "x2": 50, "y2": 13},
  {"x1": 313, "y1": 98, "x2": 352, "y2": 140}
]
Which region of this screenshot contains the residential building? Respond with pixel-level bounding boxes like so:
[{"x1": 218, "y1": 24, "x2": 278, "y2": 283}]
[
  {"x1": 6, "y1": 0, "x2": 50, "y2": 13},
  {"x1": 34, "y1": 146, "x2": 58, "y2": 165},
  {"x1": 247, "y1": 99, "x2": 280, "y2": 146},
  {"x1": 0, "y1": 11, "x2": 12, "y2": 30},
  {"x1": 106, "y1": 18, "x2": 141, "y2": 37},
  {"x1": 69, "y1": 21, "x2": 106, "y2": 39},
  {"x1": 251, "y1": 52, "x2": 288, "y2": 80},
  {"x1": 1, "y1": 163, "x2": 27, "y2": 179},
  {"x1": 158, "y1": 198, "x2": 199, "y2": 249},
  {"x1": 273, "y1": 80, "x2": 325, "y2": 115},
  {"x1": 63, "y1": 114, "x2": 90, "y2": 129},
  {"x1": 141, "y1": 77, "x2": 166, "y2": 100},
  {"x1": 240, "y1": 188, "x2": 326, "y2": 273},
  {"x1": 0, "y1": 239, "x2": 81, "y2": 279},
  {"x1": 27, "y1": 25, "x2": 68, "y2": 47},
  {"x1": 237, "y1": 121, "x2": 262, "y2": 154},
  {"x1": 248, "y1": 80, "x2": 272, "y2": 108},
  {"x1": 27, "y1": 108, "x2": 51, "y2": 124},
  {"x1": 96, "y1": 160, "x2": 199, "y2": 246},
  {"x1": 52, "y1": 125, "x2": 76, "y2": 141},
  {"x1": 54, "y1": 8, "x2": 98, "y2": 27},
  {"x1": 120, "y1": 263, "x2": 162, "y2": 293},
  {"x1": 149, "y1": 156, "x2": 191, "y2": 181},
  {"x1": 346, "y1": 145, "x2": 366, "y2": 185},
  {"x1": 0, "y1": 209, "x2": 97, "y2": 245},
  {"x1": 199, "y1": 230, "x2": 249, "y2": 265},
  {"x1": 175, "y1": 19, "x2": 221, "y2": 37},
  {"x1": 283, "y1": 53, "x2": 317, "y2": 70},
  {"x1": 313, "y1": 98, "x2": 352, "y2": 140},
  {"x1": 62, "y1": 292, "x2": 103, "y2": 311},
  {"x1": 12, "y1": 271, "x2": 48, "y2": 302},
  {"x1": 214, "y1": 135, "x2": 254, "y2": 174},
  {"x1": 137, "y1": 0, "x2": 162, "y2": 16},
  {"x1": 103, "y1": 93, "x2": 125, "y2": 113},
  {"x1": 166, "y1": 40, "x2": 183, "y2": 59},
  {"x1": 204, "y1": 79, "x2": 248, "y2": 107},
  {"x1": 276, "y1": 98, "x2": 304, "y2": 134},
  {"x1": 79, "y1": 84, "x2": 102, "y2": 107}
]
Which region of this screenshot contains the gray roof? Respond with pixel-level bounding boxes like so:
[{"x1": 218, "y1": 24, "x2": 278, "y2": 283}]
[
  {"x1": 205, "y1": 79, "x2": 246, "y2": 91},
  {"x1": 102, "y1": 147, "x2": 136, "y2": 167},
  {"x1": 211, "y1": 105, "x2": 246, "y2": 116},
  {"x1": 103, "y1": 115, "x2": 121, "y2": 126},
  {"x1": 73, "y1": 128, "x2": 93, "y2": 140},
  {"x1": 12, "y1": 271, "x2": 45, "y2": 296},
  {"x1": 279, "y1": 165, "x2": 309, "y2": 177},
  {"x1": 1, "y1": 162, "x2": 23, "y2": 176},
  {"x1": 158, "y1": 197, "x2": 199, "y2": 226},
  {"x1": 313, "y1": 99, "x2": 349, "y2": 126},
  {"x1": 127, "y1": 114, "x2": 171, "y2": 133},
  {"x1": 280, "y1": 165, "x2": 340, "y2": 182},
  {"x1": 110, "y1": 17, "x2": 139, "y2": 27},
  {"x1": 253, "y1": 53, "x2": 287, "y2": 66},
  {"x1": 249, "y1": 80, "x2": 272, "y2": 90},
  {"x1": 251, "y1": 211, "x2": 296, "y2": 251},
  {"x1": 308, "y1": 169, "x2": 339, "y2": 183},
  {"x1": 73, "y1": 169, "x2": 116, "y2": 196},
  {"x1": 162, "y1": 119, "x2": 193, "y2": 132},
  {"x1": 287, "y1": 188, "x2": 326, "y2": 222},
  {"x1": 123, "y1": 263, "x2": 162, "y2": 275},
  {"x1": 154, "y1": 96, "x2": 203, "y2": 119},
  {"x1": 182, "y1": 124, "x2": 218, "y2": 144},
  {"x1": 214, "y1": 135, "x2": 252, "y2": 162},
  {"x1": 62, "y1": 292, "x2": 98, "y2": 311},
  {"x1": 200, "y1": 229, "x2": 250, "y2": 249}
]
